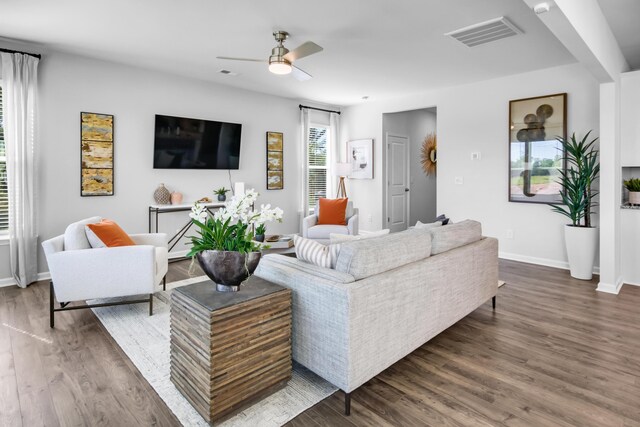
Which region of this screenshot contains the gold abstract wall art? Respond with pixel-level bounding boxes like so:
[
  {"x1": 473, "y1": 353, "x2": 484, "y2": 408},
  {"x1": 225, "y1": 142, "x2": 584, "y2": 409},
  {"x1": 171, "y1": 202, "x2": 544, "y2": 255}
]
[
  {"x1": 81, "y1": 112, "x2": 114, "y2": 196},
  {"x1": 266, "y1": 132, "x2": 283, "y2": 190}
]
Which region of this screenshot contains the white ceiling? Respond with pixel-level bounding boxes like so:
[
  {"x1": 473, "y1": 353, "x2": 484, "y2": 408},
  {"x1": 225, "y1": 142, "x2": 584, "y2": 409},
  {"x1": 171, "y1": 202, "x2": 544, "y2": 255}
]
[
  {"x1": 597, "y1": 0, "x2": 640, "y2": 70},
  {"x1": 0, "y1": 0, "x2": 577, "y2": 106}
]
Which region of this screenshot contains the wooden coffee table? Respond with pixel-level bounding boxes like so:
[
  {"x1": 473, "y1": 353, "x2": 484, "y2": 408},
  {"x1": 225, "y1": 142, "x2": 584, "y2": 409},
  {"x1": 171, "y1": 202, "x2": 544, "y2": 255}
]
[{"x1": 170, "y1": 275, "x2": 292, "y2": 422}]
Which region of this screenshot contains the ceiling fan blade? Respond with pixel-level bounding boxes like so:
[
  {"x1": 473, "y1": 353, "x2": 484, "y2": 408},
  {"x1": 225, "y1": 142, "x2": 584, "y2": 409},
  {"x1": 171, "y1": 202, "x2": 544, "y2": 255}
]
[
  {"x1": 283, "y1": 41, "x2": 323, "y2": 62},
  {"x1": 216, "y1": 56, "x2": 266, "y2": 62},
  {"x1": 291, "y1": 65, "x2": 312, "y2": 81}
]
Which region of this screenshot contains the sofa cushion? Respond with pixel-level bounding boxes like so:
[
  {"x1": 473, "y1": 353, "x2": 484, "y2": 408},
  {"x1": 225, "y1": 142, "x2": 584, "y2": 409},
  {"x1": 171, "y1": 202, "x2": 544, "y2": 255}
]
[
  {"x1": 85, "y1": 220, "x2": 136, "y2": 248},
  {"x1": 317, "y1": 198, "x2": 348, "y2": 225},
  {"x1": 294, "y1": 235, "x2": 341, "y2": 268},
  {"x1": 430, "y1": 219, "x2": 482, "y2": 255},
  {"x1": 315, "y1": 200, "x2": 354, "y2": 219},
  {"x1": 415, "y1": 220, "x2": 442, "y2": 230},
  {"x1": 64, "y1": 216, "x2": 102, "y2": 250},
  {"x1": 307, "y1": 224, "x2": 349, "y2": 240},
  {"x1": 329, "y1": 228, "x2": 389, "y2": 243},
  {"x1": 335, "y1": 228, "x2": 432, "y2": 280},
  {"x1": 435, "y1": 214, "x2": 450, "y2": 225}
]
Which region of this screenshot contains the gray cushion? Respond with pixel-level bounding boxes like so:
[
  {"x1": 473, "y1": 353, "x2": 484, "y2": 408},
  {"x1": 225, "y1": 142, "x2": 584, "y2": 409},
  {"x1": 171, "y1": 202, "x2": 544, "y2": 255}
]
[
  {"x1": 430, "y1": 219, "x2": 482, "y2": 255},
  {"x1": 307, "y1": 224, "x2": 349, "y2": 239},
  {"x1": 335, "y1": 228, "x2": 432, "y2": 280},
  {"x1": 64, "y1": 216, "x2": 102, "y2": 251},
  {"x1": 415, "y1": 220, "x2": 442, "y2": 230}
]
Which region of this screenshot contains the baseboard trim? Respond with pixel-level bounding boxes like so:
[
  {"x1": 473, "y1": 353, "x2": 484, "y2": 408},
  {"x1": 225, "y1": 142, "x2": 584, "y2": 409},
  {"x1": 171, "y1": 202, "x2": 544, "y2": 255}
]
[
  {"x1": 0, "y1": 272, "x2": 51, "y2": 288},
  {"x1": 596, "y1": 277, "x2": 624, "y2": 294},
  {"x1": 499, "y1": 251, "x2": 600, "y2": 274},
  {"x1": 168, "y1": 250, "x2": 189, "y2": 260},
  {"x1": 622, "y1": 281, "x2": 640, "y2": 287}
]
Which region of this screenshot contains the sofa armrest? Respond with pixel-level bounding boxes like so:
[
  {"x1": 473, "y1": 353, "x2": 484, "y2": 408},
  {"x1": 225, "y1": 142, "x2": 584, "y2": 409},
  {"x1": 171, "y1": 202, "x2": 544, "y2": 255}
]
[
  {"x1": 47, "y1": 245, "x2": 156, "y2": 302},
  {"x1": 130, "y1": 233, "x2": 168, "y2": 248},
  {"x1": 302, "y1": 214, "x2": 318, "y2": 238},
  {"x1": 42, "y1": 235, "x2": 64, "y2": 257},
  {"x1": 255, "y1": 254, "x2": 355, "y2": 390},
  {"x1": 347, "y1": 213, "x2": 359, "y2": 236}
]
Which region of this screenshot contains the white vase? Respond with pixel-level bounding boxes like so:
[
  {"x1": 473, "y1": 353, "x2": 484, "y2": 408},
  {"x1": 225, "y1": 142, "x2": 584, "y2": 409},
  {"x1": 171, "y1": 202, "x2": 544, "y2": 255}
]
[
  {"x1": 564, "y1": 225, "x2": 598, "y2": 280},
  {"x1": 629, "y1": 191, "x2": 640, "y2": 205}
]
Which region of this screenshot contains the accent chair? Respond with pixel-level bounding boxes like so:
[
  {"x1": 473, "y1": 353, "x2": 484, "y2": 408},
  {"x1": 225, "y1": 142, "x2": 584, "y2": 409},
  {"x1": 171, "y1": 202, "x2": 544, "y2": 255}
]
[{"x1": 41, "y1": 216, "x2": 168, "y2": 328}]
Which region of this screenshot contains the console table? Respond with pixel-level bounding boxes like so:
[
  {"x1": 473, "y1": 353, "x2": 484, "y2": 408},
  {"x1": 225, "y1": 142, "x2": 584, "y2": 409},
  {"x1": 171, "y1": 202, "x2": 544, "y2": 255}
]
[
  {"x1": 170, "y1": 276, "x2": 292, "y2": 422},
  {"x1": 148, "y1": 202, "x2": 224, "y2": 255}
]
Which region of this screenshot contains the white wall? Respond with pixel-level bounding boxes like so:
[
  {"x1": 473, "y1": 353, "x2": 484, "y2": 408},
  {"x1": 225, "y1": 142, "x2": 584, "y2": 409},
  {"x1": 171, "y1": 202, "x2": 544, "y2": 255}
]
[
  {"x1": 620, "y1": 70, "x2": 640, "y2": 286},
  {"x1": 382, "y1": 109, "x2": 437, "y2": 226},
  {"x1": 0, "y1": 49, "x2": 305, "y2": 281},
  {"x1": 341, "y1": 62, "x2": 600, "y2": 269}
]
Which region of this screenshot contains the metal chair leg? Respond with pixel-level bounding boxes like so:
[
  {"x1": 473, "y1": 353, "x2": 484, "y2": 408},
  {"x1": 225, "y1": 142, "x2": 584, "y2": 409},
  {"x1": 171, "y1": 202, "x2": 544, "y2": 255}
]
[
  {"x1": 149, "y1": 294, "x2": 154, "y2": 316},
  {"x1": 492, "y1": 295, "x2": 496, "y2": 310},
  {"x1": 50, "y1": 282, "x2": 55, "y2": 328},
  {"x1": 344, "y1": 391, "x2": 351, "y2": 415}
]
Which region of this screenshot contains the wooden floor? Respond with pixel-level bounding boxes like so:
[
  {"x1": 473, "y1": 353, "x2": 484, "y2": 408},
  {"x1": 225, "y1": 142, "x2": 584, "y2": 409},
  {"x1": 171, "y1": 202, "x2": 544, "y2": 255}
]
[{"x1": 2, "y1": 259, "x2": 640, "y2": 426}]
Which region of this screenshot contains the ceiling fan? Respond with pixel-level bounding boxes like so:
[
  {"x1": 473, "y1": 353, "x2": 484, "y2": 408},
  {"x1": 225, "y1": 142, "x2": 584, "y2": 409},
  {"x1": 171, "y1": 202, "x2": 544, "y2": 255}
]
[{"x1": 217, "y1": 31, "x2": 323, "y2": 81}]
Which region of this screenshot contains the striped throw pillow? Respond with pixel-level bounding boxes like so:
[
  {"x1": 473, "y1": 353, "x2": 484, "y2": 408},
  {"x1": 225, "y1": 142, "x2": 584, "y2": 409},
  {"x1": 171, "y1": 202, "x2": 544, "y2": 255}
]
[{"x1": 294, "y1": 235, "x2": 341, "y2": 269}]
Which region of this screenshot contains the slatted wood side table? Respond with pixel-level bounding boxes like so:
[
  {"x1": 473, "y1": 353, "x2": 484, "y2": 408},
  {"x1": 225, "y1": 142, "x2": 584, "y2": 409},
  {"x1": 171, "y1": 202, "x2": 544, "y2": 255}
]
[{"x1": 170, "y1": 276, "x2": 292, "y2": 422}]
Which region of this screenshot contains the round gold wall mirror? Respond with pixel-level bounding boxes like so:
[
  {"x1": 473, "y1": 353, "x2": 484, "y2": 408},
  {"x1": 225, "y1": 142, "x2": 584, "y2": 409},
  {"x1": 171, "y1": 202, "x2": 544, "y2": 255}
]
[{"x1": 421, "y1": 133, "x2": 437, "y2": 176}]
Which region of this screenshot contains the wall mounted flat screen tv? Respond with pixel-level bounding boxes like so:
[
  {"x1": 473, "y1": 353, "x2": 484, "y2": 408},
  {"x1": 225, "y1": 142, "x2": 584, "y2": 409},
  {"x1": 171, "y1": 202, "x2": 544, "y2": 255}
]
[{"x1": 153, "y1": 114, "x2": 242, "y2": 169}]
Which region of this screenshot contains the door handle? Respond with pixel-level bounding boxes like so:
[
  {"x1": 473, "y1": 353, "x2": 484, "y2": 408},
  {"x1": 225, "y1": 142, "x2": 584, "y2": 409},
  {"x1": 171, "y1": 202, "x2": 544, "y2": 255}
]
[{"x1": 405, "y1": 188, "x2": 410, "y2": 192}]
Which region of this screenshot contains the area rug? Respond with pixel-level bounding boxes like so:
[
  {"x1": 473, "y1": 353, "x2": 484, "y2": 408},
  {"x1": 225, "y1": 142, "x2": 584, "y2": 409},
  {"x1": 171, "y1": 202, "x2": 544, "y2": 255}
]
[{"x1": 90, "y1": 281, "x2": 337, "y2": 427}]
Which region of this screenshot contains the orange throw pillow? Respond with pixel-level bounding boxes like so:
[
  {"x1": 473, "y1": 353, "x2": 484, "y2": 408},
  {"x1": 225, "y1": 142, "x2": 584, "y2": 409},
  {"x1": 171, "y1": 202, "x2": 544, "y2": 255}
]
[
  {"x1": 317, "y1": 198, "x2": 348, "y2": 225},
  {"x1": 85, "y1": 220, "x2": 136, "y2": 247}
]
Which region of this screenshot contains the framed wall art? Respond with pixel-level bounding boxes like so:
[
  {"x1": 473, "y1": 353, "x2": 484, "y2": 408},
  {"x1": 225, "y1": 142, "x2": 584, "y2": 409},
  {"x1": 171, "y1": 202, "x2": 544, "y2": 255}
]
[
  {"x1": 81, "y1": 112, "x2": 114, "y2": 196},
  {"x1": 266, "y1": 131, "x2": 283, "y2": 190},
  {"x1": 348, "y1": 138, "x2": 374, "y2": 179},
  {"x1": 509, "y1": 93, "x2": 566, "y2": 203}
]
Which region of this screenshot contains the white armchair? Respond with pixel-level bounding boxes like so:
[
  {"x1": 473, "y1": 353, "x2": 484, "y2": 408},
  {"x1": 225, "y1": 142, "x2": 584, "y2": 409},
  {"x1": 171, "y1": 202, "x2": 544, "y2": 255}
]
[
  {"x1": 42, "y1": 217, "x2": 168, "y2": 328},
  {"x1": 302, "y1": 201, "x2": 359, "y2": 245}
]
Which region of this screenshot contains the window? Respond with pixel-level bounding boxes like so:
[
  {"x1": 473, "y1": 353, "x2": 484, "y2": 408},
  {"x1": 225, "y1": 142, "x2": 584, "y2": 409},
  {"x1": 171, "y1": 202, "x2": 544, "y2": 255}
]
[
  {"x1": 0, "y1": 84, "x2": 7, "y2": 234},
  {"x1": 307, "y1": 126, "x2": 330, "y2": 213}
]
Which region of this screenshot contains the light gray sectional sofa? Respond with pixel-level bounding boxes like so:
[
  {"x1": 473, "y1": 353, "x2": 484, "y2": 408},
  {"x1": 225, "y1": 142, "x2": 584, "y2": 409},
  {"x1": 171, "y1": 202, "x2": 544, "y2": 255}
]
[{"x1": 255, "y1": 220, "x2": 498, "y2": 415}]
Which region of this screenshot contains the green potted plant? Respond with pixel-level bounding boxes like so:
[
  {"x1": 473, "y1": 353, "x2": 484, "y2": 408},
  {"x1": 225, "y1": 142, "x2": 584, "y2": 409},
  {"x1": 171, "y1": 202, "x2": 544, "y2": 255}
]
[
  {"x1": 624, "y1": 178, "x2": 640, "y2": 205},
  {"x1": 255, "y1": 223, "x2": 267, "y2": 242},
  {"x1": 214, "y1": 187, "x2": 230, "y2": 202},
  {"x1": 548, "y1": 131, "x2": 600, "y2": 280},
  {"x1": 187, "y1": 190, "x2": 283, "y2": 291}
]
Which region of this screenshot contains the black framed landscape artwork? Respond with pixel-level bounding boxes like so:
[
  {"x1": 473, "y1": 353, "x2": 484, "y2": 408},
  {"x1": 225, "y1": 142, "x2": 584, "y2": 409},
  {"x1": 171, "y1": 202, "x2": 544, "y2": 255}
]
[
  {"x1": 509, "y1": 93, "x2": 566, "y2": 203},
  {"x1": 81, "y1": 112, "x2": 114, "y2": 196}
]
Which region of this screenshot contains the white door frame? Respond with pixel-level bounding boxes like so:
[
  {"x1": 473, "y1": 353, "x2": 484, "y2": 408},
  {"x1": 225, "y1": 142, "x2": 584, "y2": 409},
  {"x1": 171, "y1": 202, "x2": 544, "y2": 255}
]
[{"x1": 384, "y1": 132, "x2": 410, "y2": 230}]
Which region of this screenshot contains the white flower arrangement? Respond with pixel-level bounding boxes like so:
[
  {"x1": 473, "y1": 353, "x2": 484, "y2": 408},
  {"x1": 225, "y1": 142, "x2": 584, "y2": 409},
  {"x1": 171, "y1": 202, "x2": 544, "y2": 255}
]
[{"x1": 187, "y1": 189, "x2": 283, "y2": 256}]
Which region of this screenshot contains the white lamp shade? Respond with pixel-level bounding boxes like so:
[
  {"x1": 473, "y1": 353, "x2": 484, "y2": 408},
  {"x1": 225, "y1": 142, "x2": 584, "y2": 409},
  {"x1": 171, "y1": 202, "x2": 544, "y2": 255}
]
[{"x1": 334, "y1": 162, "x2": 351, "y2": 177}]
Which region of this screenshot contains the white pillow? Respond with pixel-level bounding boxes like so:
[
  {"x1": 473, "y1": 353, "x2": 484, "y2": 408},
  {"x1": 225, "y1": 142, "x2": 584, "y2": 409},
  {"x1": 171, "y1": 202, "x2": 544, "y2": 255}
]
[
  {"x1": 85, "y1": 226, "x2": 106, "y2": 248},
  {"x1": 294, "y1": 235, "x2": 341, "y2": 269},
  {"x1": 63, "y1": 216, "x2": 102, "y2": 250},
  {"x1": 329, "y1": 229, "x2": 390, "y2": 244},
  {"x1": 415, "y1": 220, "x2": 443, "y2": 230}
]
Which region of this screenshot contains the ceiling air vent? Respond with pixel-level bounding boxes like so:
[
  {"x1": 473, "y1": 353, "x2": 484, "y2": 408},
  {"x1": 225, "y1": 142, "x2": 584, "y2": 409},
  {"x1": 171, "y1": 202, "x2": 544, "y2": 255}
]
[{"x1": 445, "y1": 17, "x2": 522, "y2": 47}]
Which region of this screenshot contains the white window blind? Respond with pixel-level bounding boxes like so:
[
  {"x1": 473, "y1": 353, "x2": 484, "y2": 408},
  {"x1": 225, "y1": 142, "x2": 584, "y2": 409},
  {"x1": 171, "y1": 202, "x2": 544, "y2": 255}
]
[
  {"x1": 0, "y1": 85, "x2": 7, "y2": 233},
  {"x1": 308, "y1": 126, "x2": 329, "y2": 212}
]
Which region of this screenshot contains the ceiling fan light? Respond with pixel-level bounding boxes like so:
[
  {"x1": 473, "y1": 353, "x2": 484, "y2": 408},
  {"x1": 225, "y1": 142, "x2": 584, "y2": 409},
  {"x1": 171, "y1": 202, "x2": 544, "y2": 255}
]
[{"x1": 269, "y1": 58, "x2": 292, "y2": 75}]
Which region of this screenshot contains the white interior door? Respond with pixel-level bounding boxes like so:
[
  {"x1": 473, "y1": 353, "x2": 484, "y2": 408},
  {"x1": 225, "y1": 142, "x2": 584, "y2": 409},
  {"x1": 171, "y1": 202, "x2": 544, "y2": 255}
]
[{"x1": 386, "y1": 134, "x2": 409, "y2": 232}]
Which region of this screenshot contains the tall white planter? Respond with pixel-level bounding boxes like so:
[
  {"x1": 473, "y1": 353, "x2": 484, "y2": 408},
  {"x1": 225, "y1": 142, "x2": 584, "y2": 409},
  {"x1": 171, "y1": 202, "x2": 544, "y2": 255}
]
[{"x1": 564, "y1": 225, "x2": 598, "y2": 280}]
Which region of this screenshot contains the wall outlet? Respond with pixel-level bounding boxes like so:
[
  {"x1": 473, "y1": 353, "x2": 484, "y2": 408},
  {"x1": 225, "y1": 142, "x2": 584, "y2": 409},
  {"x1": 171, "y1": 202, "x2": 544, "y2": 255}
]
[
  {"x1": 471, "y1": 152, "x2": 481, "y2": 160},
  {"x1": 506, "y1": 229, "x2": 514, "y2": 239},
  {"x1": 454, "y1": 176, "x2": 464, "y2": 185},
  {"x1": 367, "y1": 214, "x2": 373, "y2": 223}
]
